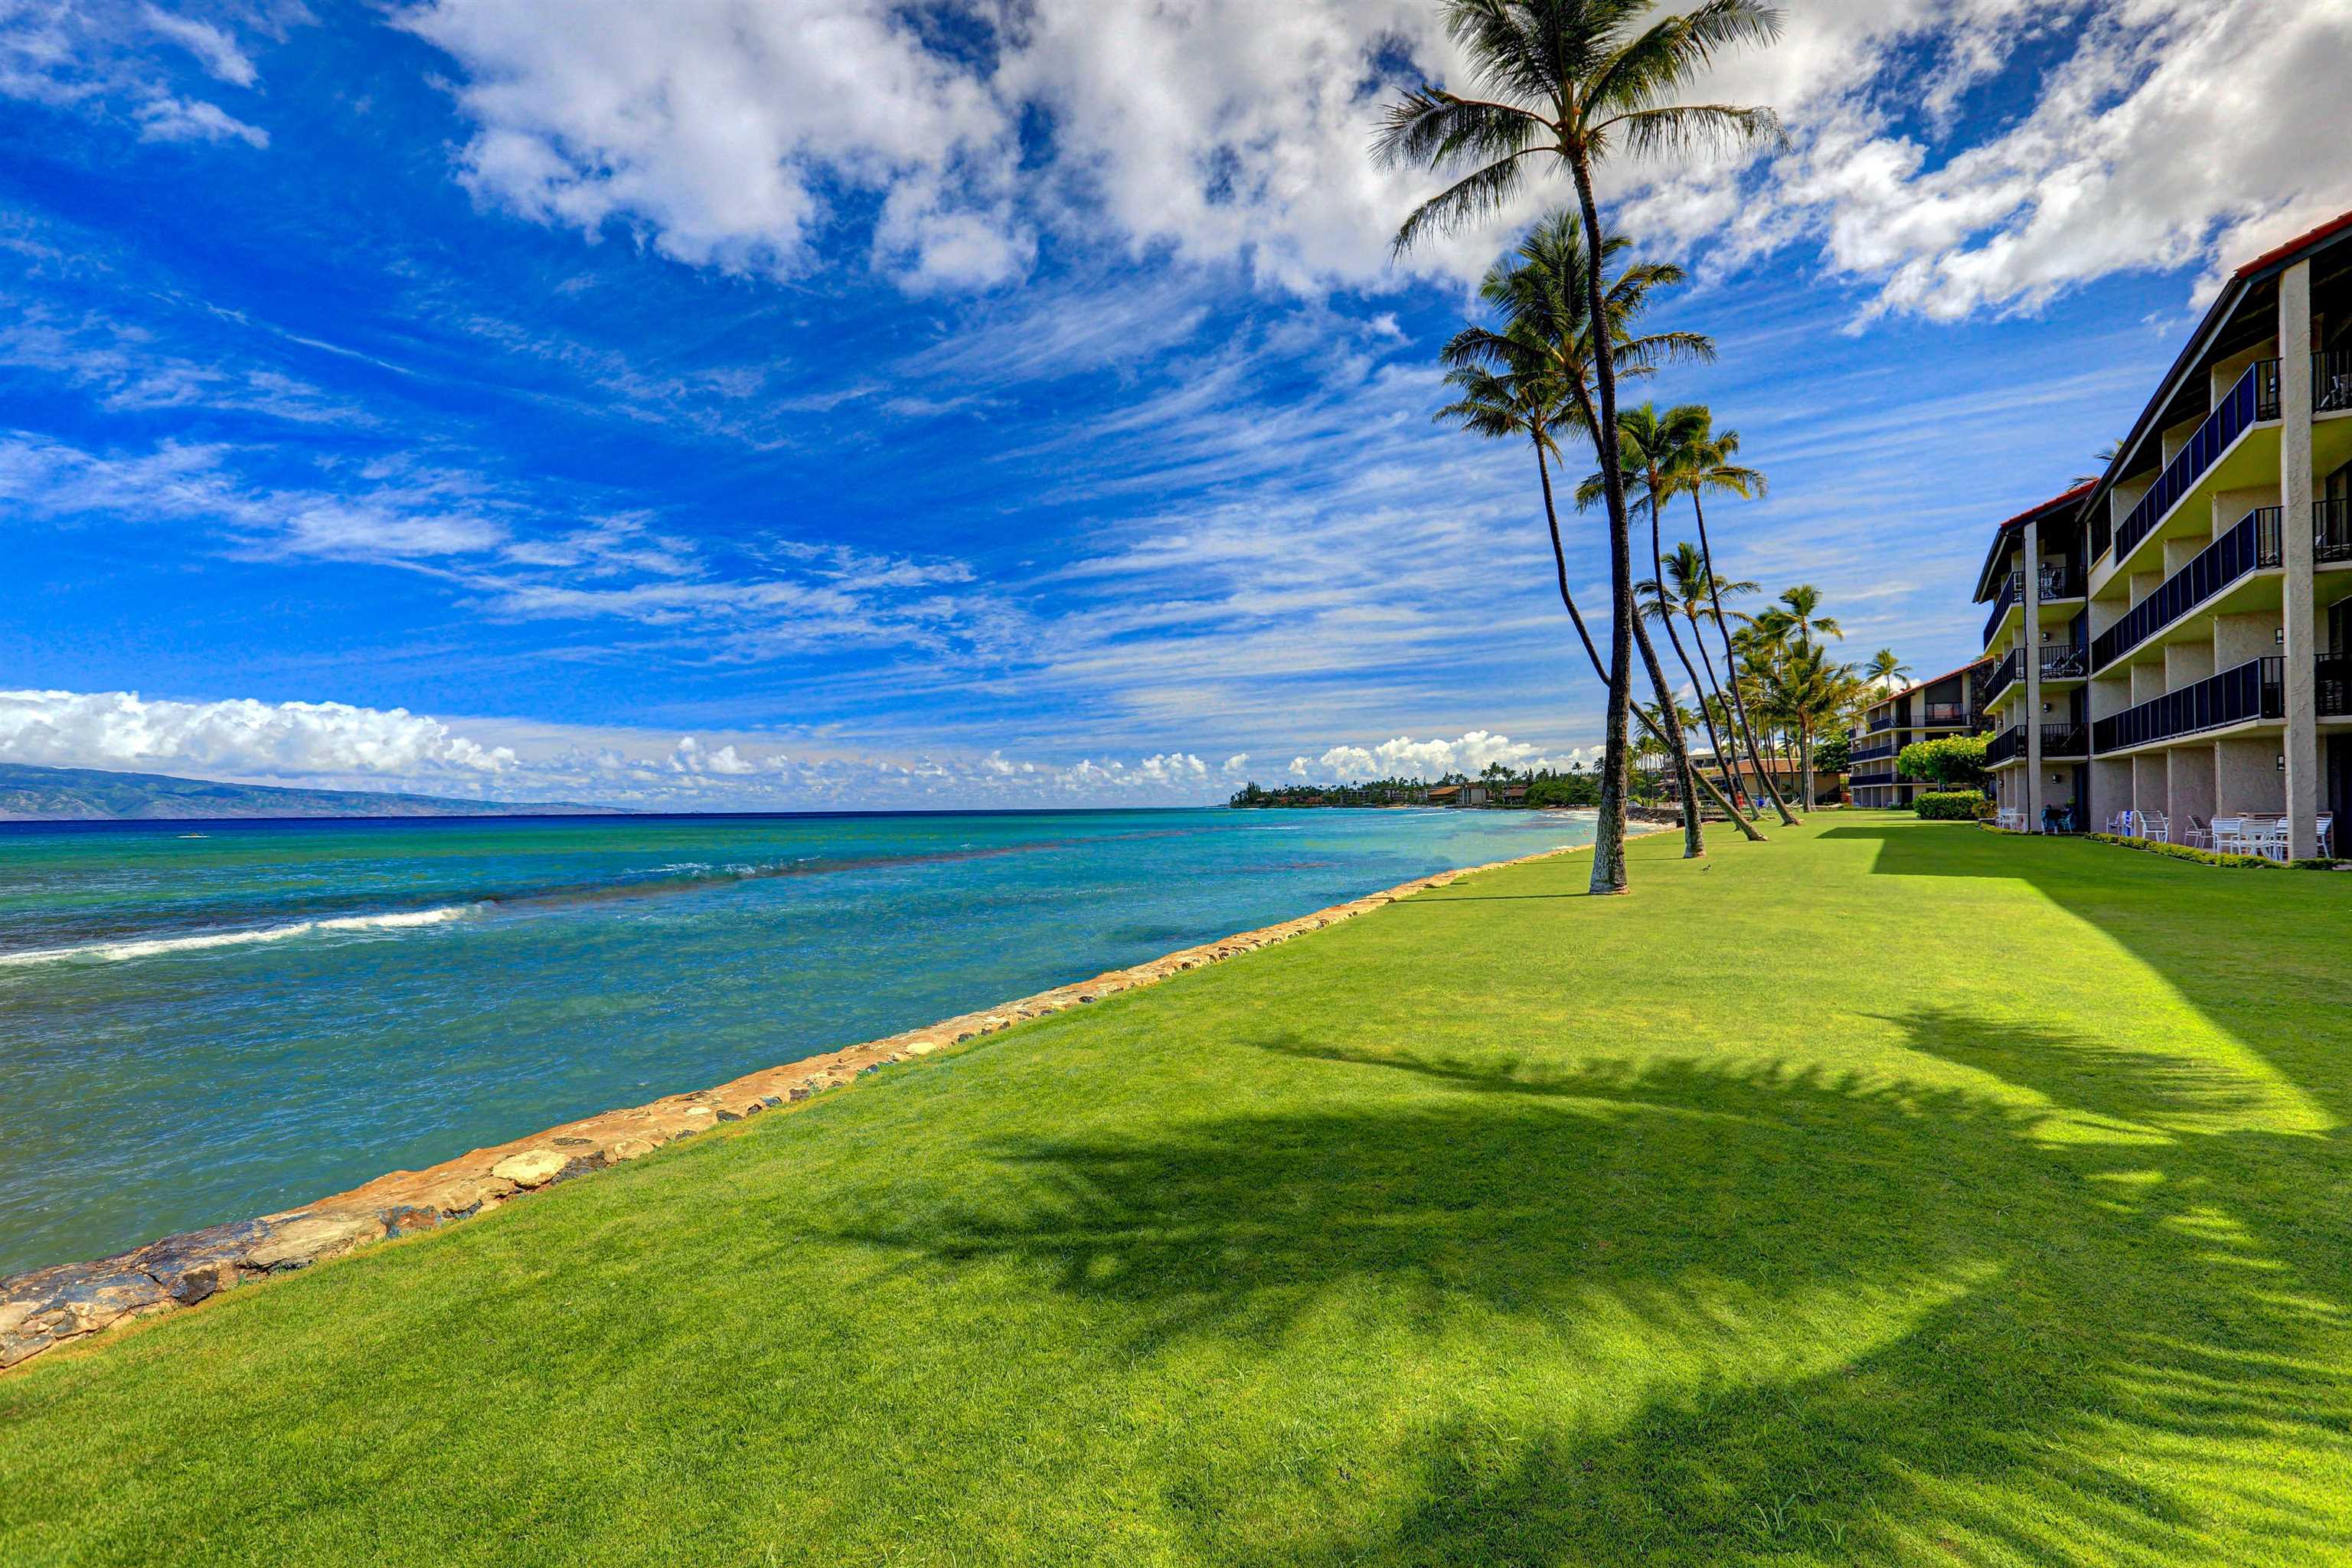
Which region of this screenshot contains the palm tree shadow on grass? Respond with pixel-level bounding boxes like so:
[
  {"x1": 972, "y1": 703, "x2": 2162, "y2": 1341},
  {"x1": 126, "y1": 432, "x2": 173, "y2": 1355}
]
[{"x1": 835, "y1": 1016, "x2": 2351, "y2": 1565}]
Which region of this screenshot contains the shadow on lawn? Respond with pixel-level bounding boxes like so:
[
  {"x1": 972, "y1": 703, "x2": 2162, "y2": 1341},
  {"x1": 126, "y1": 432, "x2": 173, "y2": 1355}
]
[{"x1": 844, "y1": 1012, "x2": 2352, "y2": 1565}]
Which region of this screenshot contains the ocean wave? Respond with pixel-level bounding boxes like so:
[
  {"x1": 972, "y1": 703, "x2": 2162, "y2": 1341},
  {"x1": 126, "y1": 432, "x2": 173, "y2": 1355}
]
[{"x1": 0, "y1": 905, "x2": 476, "y2": 968}]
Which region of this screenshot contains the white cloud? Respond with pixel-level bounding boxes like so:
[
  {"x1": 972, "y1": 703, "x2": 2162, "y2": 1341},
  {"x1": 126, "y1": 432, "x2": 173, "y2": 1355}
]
[
  {"x1": 142, "y1": 6, "x2": 256, "y2": 87},
  {"x1": 399, "y1": 0, "x2": 2352, "y2": 318},
  {"x1": 0, "y1": 688, "x2": 518, "y2": 779},
  {"x1": 2, "y1": 0, "x2": 276, "y2": 149},
  {"x1": 1302, "y1": 730, "x2": 1589, "y2": 783},
  {"x1": 1630, "y1": 0, "x2": 2352, "y2": 321}
]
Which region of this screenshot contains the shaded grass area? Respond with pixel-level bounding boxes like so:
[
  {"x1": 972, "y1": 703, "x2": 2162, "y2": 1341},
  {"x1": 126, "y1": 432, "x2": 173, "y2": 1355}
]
[{"x1": 6, "y1": 817, "x2": 2351, "y2": 1565}]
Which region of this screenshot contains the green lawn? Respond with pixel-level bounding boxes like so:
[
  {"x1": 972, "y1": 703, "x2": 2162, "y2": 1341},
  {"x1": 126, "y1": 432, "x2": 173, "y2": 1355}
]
[{"x1": 7, "y1": 818, "x2": 2351, "y2": 1566}]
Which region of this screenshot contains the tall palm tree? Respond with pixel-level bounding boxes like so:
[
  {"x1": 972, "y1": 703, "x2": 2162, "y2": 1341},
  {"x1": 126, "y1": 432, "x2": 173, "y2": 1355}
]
[
  {"x1": 1658, "y1": 414, "x2": 1794, "y2": 825},
  {"x1": 1774, "y1": 585, "x2": 1842, "y2": 648},
  {"x1": 1865, "y1": 648, "x2": 1910, "y2": 691},
  {"x1": 1377, "y1": 0, "x2": 1785, "y2": 891},
  {"x1": 1436, "y1": 233, "x2": 1759, "y2": 843},
  {"x1": 1444, "y1": 215, "x2": 1755, "y2": 853}
]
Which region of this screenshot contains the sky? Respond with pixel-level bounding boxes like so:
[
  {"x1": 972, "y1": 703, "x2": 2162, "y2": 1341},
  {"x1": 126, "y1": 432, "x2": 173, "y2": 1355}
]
[{"x1": 2, "y1": 0, "x2": 2348, "y2": 809}]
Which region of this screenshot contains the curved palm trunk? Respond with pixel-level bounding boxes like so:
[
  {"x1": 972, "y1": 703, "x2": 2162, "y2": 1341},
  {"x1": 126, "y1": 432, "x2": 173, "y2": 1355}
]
[
  {"x1": 1568, "y1": 155, "x2": 1637, "y2": 888},
  {"x1": 1535, "y1": 443, "x2": 1753, "y2": 838},
  {"x1": 1683, "y1": 607, "x2": 1757, "y2": 813},
  {"x1": 1691, "y1": 492, "x2": 1798, "y2": 826},
  {"x1": 1641, "y1": 470, "x2": 1747, "y2": 828}
]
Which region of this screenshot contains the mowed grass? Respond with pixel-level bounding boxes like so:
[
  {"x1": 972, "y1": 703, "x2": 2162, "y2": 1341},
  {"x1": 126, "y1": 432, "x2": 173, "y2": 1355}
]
[{"x1": 7, "y1": 818, "x2": 2352, "y2": 1566}]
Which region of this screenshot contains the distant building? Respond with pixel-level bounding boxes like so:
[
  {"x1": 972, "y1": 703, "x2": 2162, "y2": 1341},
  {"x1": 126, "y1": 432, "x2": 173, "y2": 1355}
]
[
  {"x1": 1426, "y1": 784, "x2": 1462, "y2": 805},
  {"x1": 1848, "y1": 661, "x2": 1991, "y2": 810}
]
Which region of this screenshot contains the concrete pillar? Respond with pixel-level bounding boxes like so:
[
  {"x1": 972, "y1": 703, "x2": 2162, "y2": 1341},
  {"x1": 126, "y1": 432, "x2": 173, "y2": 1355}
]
[
  {"x1": 2024, "y1": 518, "x2": 2044, "y2": 826},
  {"x1": 2281, "y1": 260, "x2": 2319, "y2": 858}
]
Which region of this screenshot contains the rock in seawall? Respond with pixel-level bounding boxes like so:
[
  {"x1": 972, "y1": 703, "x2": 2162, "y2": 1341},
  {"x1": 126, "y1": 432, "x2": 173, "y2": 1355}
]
[{"x1": 0, "y1": 839, "x2": 1603, "y2": 1373}]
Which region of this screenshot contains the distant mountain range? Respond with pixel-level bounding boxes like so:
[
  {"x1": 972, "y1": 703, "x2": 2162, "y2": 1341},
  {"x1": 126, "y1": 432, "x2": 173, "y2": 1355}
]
[{"x1": 0, "y1": 763, "x2": 620, "y2": 822}]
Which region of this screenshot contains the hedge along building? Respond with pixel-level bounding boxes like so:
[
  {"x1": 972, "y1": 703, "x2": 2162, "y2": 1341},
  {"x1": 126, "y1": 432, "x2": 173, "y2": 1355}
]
[
  {"x1": 1847, "y1": 660, "x2": 1993, "y2": 811},
  {"x1": 1970, "y1": 211, "x2": 2352, "y2": 851}
]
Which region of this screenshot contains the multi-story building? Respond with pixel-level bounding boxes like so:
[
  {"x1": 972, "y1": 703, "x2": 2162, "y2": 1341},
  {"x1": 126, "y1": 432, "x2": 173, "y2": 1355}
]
[
  {"x1": 1847, "y1": 661, "x2": 1990, "y2": 810},
  {"x1": 1973, "y1": 485, "x2": 2095, "y2": 828},
  {"x1": 1971, "y1": 210, "x2": 2352, "y2": 854}
]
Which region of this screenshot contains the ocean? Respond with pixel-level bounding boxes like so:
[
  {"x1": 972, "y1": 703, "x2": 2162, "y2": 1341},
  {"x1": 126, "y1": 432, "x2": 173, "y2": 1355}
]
[{"x1": 0, "y1": 806, "x2": 1594, "y2": 1278}]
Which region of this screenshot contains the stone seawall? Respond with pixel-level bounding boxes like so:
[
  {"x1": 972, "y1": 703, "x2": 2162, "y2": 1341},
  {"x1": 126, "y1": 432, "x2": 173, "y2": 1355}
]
[{"x1": 1, "y1": 831, "x2": 1632, "y2": 1372}]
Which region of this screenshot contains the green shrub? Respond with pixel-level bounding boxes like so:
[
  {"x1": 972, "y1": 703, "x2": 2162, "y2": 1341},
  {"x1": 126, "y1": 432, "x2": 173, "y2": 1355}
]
[
  {"x1": 1914, "y1": 790, "x2": 1988, "y2": 821},
  {"x1": 2087, "y1": 833, "x2": 2347, "y2": 871},
  {"x1": 1898, "y1": 734, "x2": 1990, "y2": 790}
]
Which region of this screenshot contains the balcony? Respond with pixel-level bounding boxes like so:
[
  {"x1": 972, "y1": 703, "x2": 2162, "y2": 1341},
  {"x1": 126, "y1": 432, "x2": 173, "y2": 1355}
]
[
  {"x1": 1921, "y1": 701, "x2": 1973, "y2": 726},
  {"x1": 1867, "y1": 712, "x2": 1896, "y2": 733},
  {"x1": 1976, "y1": 648, "x2": 2021, "y2": 707},
  {"x1": 1987, "y1": 724, "x2": 2088, "y2": 768},
  {"x1": 1849, "y1": 740, "x2": 1899, "y2": 764},
  {"x1": 2091, "y1": 508, "x2": 2281, "y2": 671},
  {"x1": 1849, "y1": 770, "x2": 1898, "y2": 789},
  {"x1": 2322, "y1": 498, "x2": 2352, "y2": 564},
  {"x1": 2102, "y1": 359, "x2": 2279, "y2": 564},
  {"x1": 1981, "y1": 570, "x2": 2019, "y2": 649},
  {"x1": 2091, "y1": 656, "x2": 2282, "y2": 753},
  {"x1": 2324, "y1": 654, "x2": 2352, "y2": 717},
  {"x1": 2038, "y1": 645, "x2": 2089, "y2": 682},
  {"x1": 2321, "y1": 348, "x2": 2352, "y2": 415}
]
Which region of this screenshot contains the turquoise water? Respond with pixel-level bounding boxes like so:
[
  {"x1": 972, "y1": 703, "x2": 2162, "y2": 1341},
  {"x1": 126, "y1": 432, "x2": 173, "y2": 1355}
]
[{"x1": 0, "y1": 808, "x2": 1593, "y2": 1278}]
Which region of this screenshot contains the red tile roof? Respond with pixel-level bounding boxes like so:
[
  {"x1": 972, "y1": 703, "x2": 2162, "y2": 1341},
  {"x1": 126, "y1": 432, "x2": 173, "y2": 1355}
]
[
  {"x1": 1991, "y1": 480, "x2": 2096, "y2": 534},
  {"x1": 2231, "y1": 207, "x2": 2352, "y2": 281}
]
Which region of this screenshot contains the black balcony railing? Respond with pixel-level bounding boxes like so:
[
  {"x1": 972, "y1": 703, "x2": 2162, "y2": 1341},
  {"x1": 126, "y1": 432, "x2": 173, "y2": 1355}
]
[
  {"x1": 1849, "y1": 740, "x2": 1899, "y2": 764},
  {"x1": 2039, "y1": 564, "x2": 2086, "y2": 600},
  {"x1": 1981, "y1": 570, "x2": 2019, "y2": 649},
  {"x1": 1977, "y1": 648, "x2": 2022, "y2": 707},
  {"x1": 2038, "y1": 645, "x2": 2089, "y2": 681},
  {"x1": 2318, "y1": 348, "x2": 2352, "y2": 415},
  {"x1": 1921, "y1": 701, "x2": 1972, "y2": 725},
  {"x1": 2091, "y1": 507, "x2": 2281, "y2": 671},
  {"x1": 1986, "y1": 724, "x2": 2086, "y2": 767},
  {"x1": 1866, "y1": 711, "x2": 1896, "y2": 733},
  {"x1": 2092, "y1": 656, "x2": 2282, "y2": 753},
  {"x1": 2320, "y1": 498, "x2": 2352, "y2": 564},
  {"x1": 2321, "y1": 654, "x2": 2352, "y2": 717},
  {"x1": 1849, "y1": 770, "x2": 1899, "y2": 788},
  {"x1": 2105, "y1": 359, "x2": 2280, "y2": 564}
]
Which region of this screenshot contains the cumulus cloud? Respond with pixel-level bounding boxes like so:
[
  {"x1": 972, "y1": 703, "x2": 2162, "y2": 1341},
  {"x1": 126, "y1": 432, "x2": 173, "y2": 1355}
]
[
  {"x1": 397, "y1": 0, "x2": 2352, "y2": 318},
  {"x1": 1629, "y1": 0, "x2": 2352, "y2": 320},
  {"x1": 0, "y1": 688, "x2": 518, "y2": 779},
  {"x1": 1300, "y1": 730, "x2": 1593, "y2": 783}
]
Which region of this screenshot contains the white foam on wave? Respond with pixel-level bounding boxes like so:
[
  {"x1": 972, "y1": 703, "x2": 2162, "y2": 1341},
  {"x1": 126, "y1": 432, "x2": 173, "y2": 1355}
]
[{"x1": 0, "y1": 904, "x2": 476, "y2": 969}]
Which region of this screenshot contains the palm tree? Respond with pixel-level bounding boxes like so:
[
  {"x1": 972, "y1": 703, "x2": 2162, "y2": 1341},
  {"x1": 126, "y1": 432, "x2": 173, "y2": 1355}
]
[
  {"x1": 1774, "y1": 585, "x2": 1842, "y2": 648},
  {"x1": 1377, "y1": 0, "x2": 1785, "y2": 891},
  {"x1": 1436, "y1": 233, "x2": 1759, "y2": 844},
  {"x1": 1756, "y1": 640, "x2": 1852, "y2": 810},
  {"x1": 1864, "y1": 648, "x2": 1910, "y2": 691},
  {"x1": 1658, "y1": 414, "x2": 1794, "y2": 825},
  {"x1": 1442, "y1": 215, "x2": 1756, "y2": 854}
]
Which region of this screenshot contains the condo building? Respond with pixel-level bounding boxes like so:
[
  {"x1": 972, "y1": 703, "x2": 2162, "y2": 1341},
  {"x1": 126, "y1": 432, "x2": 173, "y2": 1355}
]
[
  {"x1": 1847, "y1": 661, "x2": 1990, "y2": 811},
  {"x1": 1971, "y1": 211, "x2": 2352, "y2": 854}
]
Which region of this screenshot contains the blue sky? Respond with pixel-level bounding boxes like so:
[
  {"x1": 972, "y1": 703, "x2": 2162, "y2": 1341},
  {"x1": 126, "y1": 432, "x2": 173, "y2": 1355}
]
[{"x1": 2, "y1": 0, "x2": 2347, "y2": 808}]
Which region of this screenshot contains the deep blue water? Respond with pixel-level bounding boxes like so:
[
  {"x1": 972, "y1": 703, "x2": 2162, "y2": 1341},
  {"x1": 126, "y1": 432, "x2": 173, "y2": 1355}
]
[{"x1": 0, "y1": 807, "x2": 1593, "y2": 1277}]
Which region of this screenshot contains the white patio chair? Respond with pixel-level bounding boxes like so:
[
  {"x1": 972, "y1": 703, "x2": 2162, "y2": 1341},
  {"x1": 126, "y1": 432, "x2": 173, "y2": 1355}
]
[
  {"x1": 2319, "y1": 814, "x2": 2335, "y2": 859},
  {"x1": 2144, "y1": 811, "x2": 2169, "y2": 844},
  {"x1": 2247, "y1": 817, "x2": 2291, "y2": 862},
  {"x1": 2212, "y1": 816, "x2": 2246, "y2": 854},
  {"x1": 2180, "y1": 815, "x2": 2213, "y2": 850}
]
